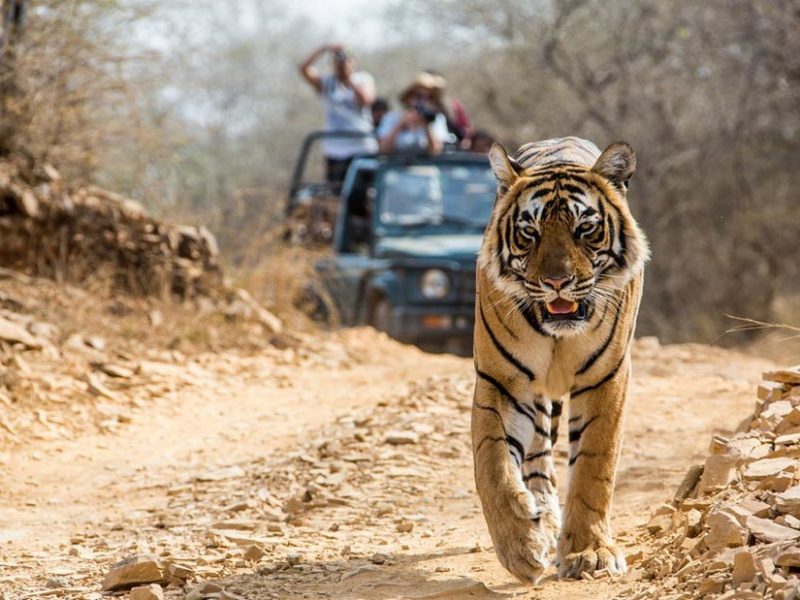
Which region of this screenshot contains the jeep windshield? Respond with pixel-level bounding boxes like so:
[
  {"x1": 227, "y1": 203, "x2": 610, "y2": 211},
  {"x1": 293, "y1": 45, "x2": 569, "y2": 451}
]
[{"x1": 377, "y1": 163, "x2": 496, "y2": 234}]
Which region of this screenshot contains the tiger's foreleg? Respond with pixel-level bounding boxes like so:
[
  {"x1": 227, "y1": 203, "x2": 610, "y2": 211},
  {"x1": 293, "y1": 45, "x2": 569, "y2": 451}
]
[
  {"x1": 472, "y1": 378, "x2": 559, "y2": 583},
  {"x1": 558, "y1": 359, "x2": 630, "y2": 579},
  {"x1": 523, "y1": 397, "x2": 562, "y2": 543}
]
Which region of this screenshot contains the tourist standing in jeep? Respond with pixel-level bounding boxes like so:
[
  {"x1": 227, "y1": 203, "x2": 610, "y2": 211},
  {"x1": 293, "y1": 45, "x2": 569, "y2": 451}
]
[{"x1": 298, "y1": 43, "x2": 378, "y2": 184}]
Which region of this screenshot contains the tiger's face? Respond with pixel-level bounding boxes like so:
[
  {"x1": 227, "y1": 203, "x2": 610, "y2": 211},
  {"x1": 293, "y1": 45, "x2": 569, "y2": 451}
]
[{"x1": 480, "y1": 142, "x2": 649, "y2": 338}]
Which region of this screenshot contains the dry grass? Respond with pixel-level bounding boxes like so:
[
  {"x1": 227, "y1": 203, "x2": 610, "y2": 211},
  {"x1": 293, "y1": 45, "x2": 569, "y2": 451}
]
[
  {"x1": 229, "y1": 225, "x2": 340, "y2": 333},
  {"x1": 724, "y1": 314, "x2": 800, "y2": 364}
]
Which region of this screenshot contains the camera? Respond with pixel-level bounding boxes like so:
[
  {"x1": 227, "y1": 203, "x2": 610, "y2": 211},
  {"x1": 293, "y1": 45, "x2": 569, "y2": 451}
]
[{"x1": 411, "y1": 102, "x2": 438, "y2": 124}]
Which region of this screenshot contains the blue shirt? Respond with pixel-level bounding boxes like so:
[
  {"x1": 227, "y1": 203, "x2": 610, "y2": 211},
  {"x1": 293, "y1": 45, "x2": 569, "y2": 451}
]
[{"x1": 376, "y1": 110, "x2": 450, "y2": 152}]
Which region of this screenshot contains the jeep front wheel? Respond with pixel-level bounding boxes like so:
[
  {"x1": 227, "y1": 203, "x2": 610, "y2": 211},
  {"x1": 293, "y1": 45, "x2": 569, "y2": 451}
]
[{"x1": 370, "y1": 298, "x2": 392, "y2": 335}]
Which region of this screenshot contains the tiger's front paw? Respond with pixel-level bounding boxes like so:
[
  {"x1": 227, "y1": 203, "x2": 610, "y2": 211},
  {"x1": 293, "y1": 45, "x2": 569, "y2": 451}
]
[
  {"x1": 493, "y1": 520, "x2": 549, "y2": 583},
  {"x1": 558, "y1": 543, "x2": 627, "y2": 579},
  {"x1": 486, "y1": 490, "x2": 559, "y2": 584}
]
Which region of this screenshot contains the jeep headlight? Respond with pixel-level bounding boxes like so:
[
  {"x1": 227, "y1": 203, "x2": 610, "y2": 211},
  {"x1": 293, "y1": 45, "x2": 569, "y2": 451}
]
[{"x1": 421, "y1": 269, "x2": 450, "y2": 299}]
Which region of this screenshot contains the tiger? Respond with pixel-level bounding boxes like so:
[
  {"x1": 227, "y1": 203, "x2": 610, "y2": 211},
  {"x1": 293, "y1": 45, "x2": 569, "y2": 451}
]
[{"x1": 471, "y1": 137, "x2": 649, "y2": 582}]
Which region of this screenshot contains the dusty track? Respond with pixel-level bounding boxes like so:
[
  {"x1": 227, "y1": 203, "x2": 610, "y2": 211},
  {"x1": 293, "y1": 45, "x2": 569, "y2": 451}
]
[{"x1": 0, "y1": 329, "x2": 774, "y2": 599}]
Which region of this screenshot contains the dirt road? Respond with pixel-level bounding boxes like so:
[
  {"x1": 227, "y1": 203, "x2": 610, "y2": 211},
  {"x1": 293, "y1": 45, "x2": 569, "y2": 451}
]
[{"x1": 0, "y1": 329, "x2": 774, "y2": 600}]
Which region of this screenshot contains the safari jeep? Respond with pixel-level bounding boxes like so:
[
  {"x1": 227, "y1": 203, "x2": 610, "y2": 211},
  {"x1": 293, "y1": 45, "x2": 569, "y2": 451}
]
[{"x1": 316, "y1": 152, "x2": 496, "y2": 354}]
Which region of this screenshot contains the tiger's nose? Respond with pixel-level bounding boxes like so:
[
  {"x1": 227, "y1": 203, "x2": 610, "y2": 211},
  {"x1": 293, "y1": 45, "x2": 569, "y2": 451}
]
[{"x1": 542, "y1": 275, "x2": 573, "y2": 290}]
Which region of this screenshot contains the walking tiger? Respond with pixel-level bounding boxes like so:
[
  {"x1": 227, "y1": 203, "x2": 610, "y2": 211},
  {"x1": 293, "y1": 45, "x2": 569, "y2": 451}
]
[{"x1": 472, "y1": 137, "x2": 649, "y2": 581}]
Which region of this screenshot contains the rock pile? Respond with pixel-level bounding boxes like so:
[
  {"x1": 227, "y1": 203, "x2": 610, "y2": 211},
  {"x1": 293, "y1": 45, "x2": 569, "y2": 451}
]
[
  {"x1": 623, "y1": 366, "x2": 800, "y2": 599},
  {"x1": 0, "y1": 157, "x2": 222, "y2": 299}
]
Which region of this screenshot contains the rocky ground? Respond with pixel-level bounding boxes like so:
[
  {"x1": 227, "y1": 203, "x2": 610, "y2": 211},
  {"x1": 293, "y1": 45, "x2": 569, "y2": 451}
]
[
  {"x1": 0, "y1": 270, "x2": 788, "y2": 600},
  {"x1": 627, "y1": 367, "x2": 800, "y2": 599}
]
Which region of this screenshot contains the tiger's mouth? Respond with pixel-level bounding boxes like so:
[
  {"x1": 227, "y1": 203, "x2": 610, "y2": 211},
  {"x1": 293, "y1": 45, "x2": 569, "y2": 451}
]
[{"x1": 543, "y1": 298, "x2": 588, "y2": 321}]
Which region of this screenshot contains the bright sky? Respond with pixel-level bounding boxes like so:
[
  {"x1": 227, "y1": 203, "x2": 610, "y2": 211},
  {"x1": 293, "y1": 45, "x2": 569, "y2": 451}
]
[{"x1": 286, "y1": 0, "x2": 395, "y2": 47}]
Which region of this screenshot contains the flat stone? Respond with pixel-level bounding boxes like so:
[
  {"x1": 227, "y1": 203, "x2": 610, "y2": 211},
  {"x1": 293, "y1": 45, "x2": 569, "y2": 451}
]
[
  {"x1": 775, "y1": 486, "x2": 800, "y2": 517},
  {"x1": 99, "y1": 363, "x2": 135, "y2": 378},
  {"x1": 758, "y1": 382, "x2": 785, "y2": 401},
  {"x1": 727, "y1": 437, "x2": 767, "y2": 458},
  {"x1": 763, "y1": 368, "x2": 800, "y2": 385},
  {"x1": 102, "y1": 555, "x2": 165, "y2": 591},
  {"x1": 129, "y1": 583, "x2": 164, "y2": 600},
  {"x1": 673, "y1": 464, "x2": 704, "y2": 504},
  {"x1": 746, "y1": 515, "x2": 800, "y2": 543},
  {"x1": 286, "y1": 553, "x2": 303, "y2": 566},
  {"x1": 775, "y1": 432, "x2": 800, "y2": 446},
  {"x1": 184, "y1": 582, "x2": 223, "y2": 600},
  {"x1": 396, "y1": 520, "x2": 414, "y2": 533},
  {"x1": 370, "y1": 552, "x2": 388, "y2": 565},
  {"x1": 195, "y1": 466, "x2": 244, "y2": 482},
  {"x1": 681, "y1": 498, "x2": 713, "y2": 512},
  {"x1": 709, "y1": 435, "x2": 731, "y2": 455},
  {"x1": 743, "y1": 457, "x2": 796, "y2": 480},
  {"x1": 209, "y1": 529, "x2": 274, "y2": 546},
  {"x1": 758, "y1": 471, "x2": 794, "y2": 492},
  {"x1": 166, "y1": 563, "x2": 194, "y2": 581},
  {"x1": 686, "y1": 509, "x2": 703, "y2": 537},
  {"x1": 646, "y1": 513, "x2": 674, "y2": 534},
  {"x1": 384, "y1": 431, "x2": 419, "y2": 445},
  {"x1": 776, "y1": 514, "x2": 800, "y2": 529},
  {"x1": 739, "y1": 498, "x2": 771, "y2": 518},
  {"x1": 243, "y1": 545, "x2": 265, "y2": 562},
  {"x1": 775, "y1": 548, "x2": 800, "y2": 568},
  {"x1": 705, "y1": 510, "x2": 748, "y2": 551},
  {"x1": 732, "y1": 550, "x2": 757, "y2": 585},
  {"x1": 761, "y1": 401, "x2": 794, "y2": 422},
  {"x1": 698, "y1": 573, "x2": 727, "y2": 595},
  {"x1": 698, "y1": 454, "x2": 738, "y2": 495},
  {"x1": 210, "y1": 519, "x2": 257, "y2": 531},
  {"x1": 785, "y1": 407, "x2": 800, "y2": 426}
]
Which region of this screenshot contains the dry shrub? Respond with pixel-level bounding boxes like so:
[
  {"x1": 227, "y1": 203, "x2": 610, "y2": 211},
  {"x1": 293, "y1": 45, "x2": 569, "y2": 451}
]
[{"x1": 232, "y1": 226, "x2": 340, "y2": 332}]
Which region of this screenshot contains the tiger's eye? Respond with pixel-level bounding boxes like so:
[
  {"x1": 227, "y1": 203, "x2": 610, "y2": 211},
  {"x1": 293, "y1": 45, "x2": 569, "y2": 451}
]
[
  {"x1": 519, "y1": 223, "x2": 538, "y2": 240},
  {"x1": 575, "y1": 222, "x2": 598, "y2": 237}
]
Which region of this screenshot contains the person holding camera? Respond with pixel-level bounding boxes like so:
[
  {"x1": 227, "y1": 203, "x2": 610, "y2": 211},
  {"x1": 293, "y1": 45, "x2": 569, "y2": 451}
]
[
  {"x1": 299, "y1": 43, "x2": 378, "y2": 183},
  {"x1": 376, "y1": 73, "x2": 450, "y2": 155}
]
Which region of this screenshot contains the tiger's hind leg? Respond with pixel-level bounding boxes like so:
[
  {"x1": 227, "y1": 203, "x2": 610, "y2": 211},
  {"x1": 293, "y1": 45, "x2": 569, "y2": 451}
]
[
  {"x1": 472, "y1": 377, "x2": 559, "y2": 583},
  {"x1": 557, "y1": 361, "x2": 629, "y2": 579}
]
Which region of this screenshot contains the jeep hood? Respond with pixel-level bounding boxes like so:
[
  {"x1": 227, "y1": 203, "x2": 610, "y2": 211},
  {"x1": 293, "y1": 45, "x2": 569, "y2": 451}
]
[{"x1": 375, "y1": 234, "x2": 483, "y2": 261}]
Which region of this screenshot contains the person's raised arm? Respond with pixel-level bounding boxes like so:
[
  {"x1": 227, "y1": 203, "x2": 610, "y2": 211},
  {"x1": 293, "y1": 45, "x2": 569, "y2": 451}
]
[{"x1": 298, "y1": 44, "x2": 330, "y2": 94}]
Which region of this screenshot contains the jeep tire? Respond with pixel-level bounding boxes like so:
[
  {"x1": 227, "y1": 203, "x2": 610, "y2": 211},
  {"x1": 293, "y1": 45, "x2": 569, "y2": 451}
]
[{"x1": 370, "y1": 298, "x2": 392, "y2": 335}]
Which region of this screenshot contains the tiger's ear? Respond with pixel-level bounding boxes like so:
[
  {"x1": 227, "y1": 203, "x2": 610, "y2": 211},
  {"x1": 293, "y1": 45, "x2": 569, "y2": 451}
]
[
  {"x1": 488, "y1": 143, "x2": 522, "y2": 192},
  {"x1": 591, "y1": 142, "x2": 636, "y2": 190}
]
